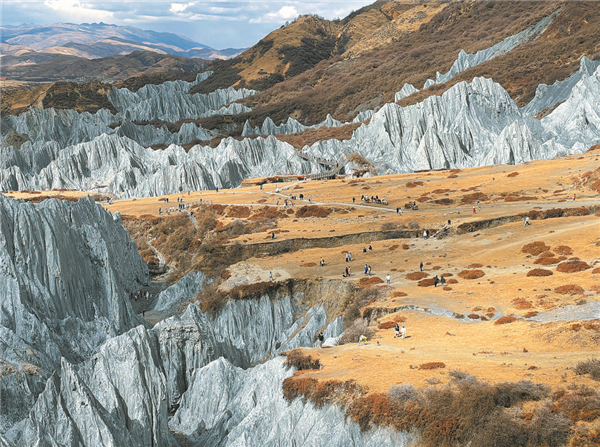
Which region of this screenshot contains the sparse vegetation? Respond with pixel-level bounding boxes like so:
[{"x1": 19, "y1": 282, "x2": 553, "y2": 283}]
[{"x1": 285, "y1": 349, "x2": 322, "y2": 371}]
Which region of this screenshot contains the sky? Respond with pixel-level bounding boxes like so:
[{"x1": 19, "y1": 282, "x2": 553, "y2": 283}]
[{"x1": 1, "y1": 1, "x2": 375, "y2": 49}]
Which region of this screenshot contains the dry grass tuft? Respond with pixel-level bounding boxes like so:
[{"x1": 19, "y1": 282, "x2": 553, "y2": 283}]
[
  {"x1": 467, "y1": 263, "x2": 484, "y2": 268},
  {"x1": 555, "y1": 284, "x2": 584, "y2": 295},
  {"x1": 295, "y1": 205, "x2": 332, "y2": 218},
  {"x1": 534, "y1": 257, "x2": 561, "y2": 265},
  {"x1": 419, "y1": 362, "x2": 446, "y2": 370},
  {"x1": 512, "y1": 298, "x2": 533, "y2": 310},
  {"x1": 378, "y1": 321, "x2": 397, "y2": 330},
  {"x1": 358, "y1": 276, "x2": 384, "y2": 288},
  {"x1": 300, "y1": 262, "x2": 317, "y2": 267},
  {"x1": 461, "y1": 192, "x2": 488, "y2": 204},
  {"x1": 521, "y1": 241, "x2": 551, "y2": 256},
  {"x1": 554, "y1": 245, "x2": 573, "y2": 256},
  {"x1": 392, "y1": 291, "x2": 408, "y2": 297},
  {"x1": 495, "y1": 316, "x2": 518, "y2": 325},
  {"x1": 527, "y1": 268, "x2": 553, "y2": 277},
  {"x1": 418, "y1": 278, "x2": 436, "y2": 287},
  {"x1": 285, "y1": 349, "x2": 322, "y2": 371},
  {"x1": 556, "y1": 261, "x2": 590, "y2": 273},
  {"x1": 406, "y1": 272, "x2": 428, "y2": 281},
  {"x1": 507, "y1": 172, "x2": 520, "y2": 178},
  {"x1": 458, "y1": 269, "x2": 485, "y2": 280}
]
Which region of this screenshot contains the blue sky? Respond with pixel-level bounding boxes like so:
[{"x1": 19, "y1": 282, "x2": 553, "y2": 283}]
[{"x1": 1, "y1": 1, "x2": 375, "y2": 49}]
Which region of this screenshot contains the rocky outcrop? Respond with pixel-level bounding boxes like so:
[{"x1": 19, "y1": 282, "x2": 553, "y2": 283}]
[
  {"x1": 423, "y1": 8, "x2": 561, "y2": 88},
  {"x1": 0, "y1": 195, "x2": 147, "y2": 432},
  {"x1": 153, "y1": 271, "x2": 205, "y2": 312},
  {"x1": 241, "y1": 114, "x2": 343, "y2": 137},
  {"x1": 108, "y1": 72, "x2": 256, "y2": 123},
  {"x1": 394, "y1": 83, "x2": 419, "y2": 102},
  {"x1": 170, "y1": 357, "x2": 411, "y2": 447}
]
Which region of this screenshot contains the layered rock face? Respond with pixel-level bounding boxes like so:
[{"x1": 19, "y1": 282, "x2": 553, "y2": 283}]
[{"x1": 0, "y1": 195, "x2": 147, "y2": 431}]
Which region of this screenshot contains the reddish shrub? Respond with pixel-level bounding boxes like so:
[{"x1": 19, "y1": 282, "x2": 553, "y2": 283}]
[
  {"x1": 556, "y1": 261, "x2": 590, "y2": 273},
  {"x1": 534, "y1": 257, "x2": 560, "y2": 265},
  {"x1": 446, "y1": 278, "x2": 458, "y2": 284},
  {"x1": 527, "y1": 269, "x2": 553, "y2": 277},
  {"x1": 443, "y1": 286, "x2": 452, "y2": 291},
  {"x1": 419, "y1": 362, "x2": 446, "y2": 370},
  {"x1": 285, "y1": 349, "x2": 322, "y2": 371},
  {"x1": 524, "y1": 311, "x2": 538, "y2": 318},
  {"x1": 554, "y1": 284, "x2": 584, "y2": 295},
  {"x1": 461, "y1": 192, "x2": 488, "y2": 204},
  {"x1": 295, "y1": 206, "x2": 331, "y2": 218},
  {"x1": 406, "y1": 272, "x2": 428, "y2": 280},
  {"x1": 507, "y1": 172, "x2": 519, "y2": 177},
  {"x1": 418, "y1": 278, "x2": 436, "y2": 287},
  {"x1": 468, "y1": 314, "x2": 480, "y2": 319},
  {"x1": 495, "y1": 316, "x2": 517, "y2": 325},
  {"x1": 378, "y1": 321, "x2": 397, "y2": 330},
  {"x1": 300, "y1": 262, "x2": 317, "y2": 267},
  {"x1": 521, "y1": 241, "x2": 550, "y2": 256},
  {"x1": 458, "y1": 270, "x2": 485, "y2": 280},
  {"x1": 512, "y1": 298, "x2": 532, "y2": 309},
  {"x1": 554, "y1": 245, "x2": 573, "y2": 256},
  {"x1": 593, "y1": 268, "x2": 600, "y2": 274},
  {"x1": 389, "y1": 244, "x2": 399, "y2": 251},
  {"x1": 358, "y1": 277, "x2": 384, "y2": 288},
  {"x1": 406, "y1": 181, "x2": 424, "y2": 188},
  {"x1": 467, "y1": 263, "x2": 483, "y2": 268}
]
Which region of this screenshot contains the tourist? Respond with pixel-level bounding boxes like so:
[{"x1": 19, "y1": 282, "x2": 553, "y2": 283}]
[
  {"x1": 401, "y1": 324, "x2": 406, "y2": 339},
  {"x1": 318, "y1": 332, "x2": 324, "y2": 348},
  {"x1": 434, "y1": 275, "x2": 439, "y2": 287},
  {"x1": 394, "y1": 322, "x2": 400, "y2": 338},
  {"x1": 386, "y1": 273, "x2": 391, "y2": 285},
  {"x1": 440, "y1": 276, "x2": 446, "y2": 286},
  {"x1": 349, "y1": 252, "x2": 352, "y2": 262},
  {"x1": 573, "y1": 193, "x2": 577, "y2": 201},
  {"x1": 358, "y1": 335, "x2": 368, "y2": 346},
  {"x1": 269, "y1": 271, "x2": 273, "y2": 282},
  {"x1": 368, "y1": 265, "x2": 372, "y2": 275},
  {"x1": 473, "y1": 206, "x2": 476, "y2": 214},
  {"x1": 420, "y1": 261, "x2": 423, "y2": 272},
  {"x1": 524, "y1": 216, "x2": 530, "y2": 226},
  {"x1": 364, "y1": 264, "x2": 368, "y2": 275}
]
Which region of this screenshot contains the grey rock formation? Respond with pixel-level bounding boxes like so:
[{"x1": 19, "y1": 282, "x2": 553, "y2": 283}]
[
  {"x1": 521, "y1": 56, "x2": 600, "y2": 117},
  {"x1": 241, "y1": 113, "x2": 343, "y2": 137},
  {"x1": 108, "y1": 72, "x2": 256, "y2": 123},
  {"x1": 153, "y1": 271, "x2": 206, "y2": 312},
  {"x1": 394, "y1": 83, "x2": 419, "y2": 102},
  {"x1": 170, "y1": 356, "x2": 411, "y2": 447},
  {"x1": 424, "y1": 8, "x2": 560, "y2": 88},
  {"x1": 0, "y1": 195, "x2": 147, "y2": 432}
]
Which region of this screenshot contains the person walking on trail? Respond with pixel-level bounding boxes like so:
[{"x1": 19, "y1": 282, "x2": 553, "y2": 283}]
[
  {"x1": 401, "y1": 324, "x2": 407, "y2": 339},
  {"x1": 345, "y1": 253, "x2": 349, "y2": 263},
  {"x1": 524, "y1": 216, "x2": 530, "y2": 226},
  {"x1": 358, "y1": 335, "x2": 368, "y2": 346},
  {"x1": 269, "y1": 271, "x2": 273, "y2": 282},
  {"x1": 477, "y1": 200, "x2": 481, "y2": 211},
  {"x1": 364, "y1": 264, "x2": 368, "y2": 275},
  {"x1": 353, "y1": 197, "x2": 356, "y2": 204},
  {"x1": 349, "y1": 252, "x2": 352, "y2": 262},
  {"x1": 423, "y1": 230, "x2": 428, "y2": 240},
  {"x1": 394, "y1": 323, "x2": 400, "y2": 338},
  {"x1": 369, "y1": 245, "x2": 372, "y2": 251},
  {"x1": 386, "y1": 274, "x2": 391, "y2": 285},
  {"x1": 473, "y1": 206, "x2": 476, "y2": 214},
  {"x1": 573, "y1": 193, "x2": 577, "y2": 201},
  {"x1": 440, "y1": 276, "x2": 446, "y2": 286},
  {"x1": 272, "y1": 232, "x2": 275, "y2": 240},
  {"x1": 318, "y1": 332, "x2": 324, "y2": 348},
  {"x1": 434, "y1": 275, "x2": 439, "y2": 287},
  {"x1": 420, "y1": 261, "x2": 424, "y2": 272},
  {"x1": 368, "y1": 265, "x2": 372, "y2": 275},
  {"x1": 276, "y1": 199, "x2": 279, "y2": 206},
  {"x1": 345, "y1": 266, "x2": 349, "y2": 277}
]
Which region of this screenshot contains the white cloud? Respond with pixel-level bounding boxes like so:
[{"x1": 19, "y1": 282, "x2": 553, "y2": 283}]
[
  {"x1": 170, "y1": 2, "x2": 195, "y2": 14},
  {"x1": 249, "y1": 5, "x2": 298, "y2": 23},
  {"x1": 42, "y1": 0, "x2": 114, "y2": 23}
]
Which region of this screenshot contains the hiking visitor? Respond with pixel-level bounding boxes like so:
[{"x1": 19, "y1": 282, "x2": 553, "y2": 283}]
[
  {"x1": 318, "y1": 332, "x2": 324, "y2": 348},
  {"x1": 348, "y1": 267, "x2": 352, "y2": 276},
  {"x1": 276, "y1": 199, "x2": 279, "y2": 206},
  {"x1": 573, "y1": 193, "x2": 576, "y2": 201},
  {"x1": 473, "y1": 206, "x2": 476, "y2": 214},
  {"x1": 349, "y1": 252, "x2": 352, "y2": 262},
  {"x1": 358, "y1": 335, "x2": 368, "y2": 346},
  {"x1": 440, "y1": 276, "x2": 446, "y2": 286},
  {"x1": 423, "y1": 230, "x2": 428, "y2": 240},
  {"x1": 394, "y1": 323, "x2": 400, "y2": 338},
  {"x1": 367, "y1": 265, "x2": 372, "y2": 275},
  {"x1": 524, "y1": 216, "x2": 530, "y2": 226},
  {"x1": 345, "y1": 253, "x2": 349, "y2": 262},
  {"x1": 345, "y1": 266, "x2": 349, "y2": 277},
  {"x1": 420, "y1": 261, "x2": 424, "y2": 272},
  {"x1": 434, "y1": 275, "x2": 439, "y2": 287},
  {"x1": 386, "y1": 274, "x2": 391, "y2": 285},
  {"x1": 269, "y1": 271, "x2": 273, "y2": 282},
  {"x1": 369, "y1": 245, "x2": 372, "y2": 251},
  {"x1": 363, "y1": 247, "x2": 367, "y2": 253},
  {"x1": 353, "y1": 197, "x2": 356, "y2": 203},
  {"x1": 272, "y1": 232, "x2": 275, "y2": 240},
  {"x1": 401, "y1": 324, "x2": 406, "y2": 339},
  {"x1": 364, "y1": 264, "x2": 368, "y2": 275}
]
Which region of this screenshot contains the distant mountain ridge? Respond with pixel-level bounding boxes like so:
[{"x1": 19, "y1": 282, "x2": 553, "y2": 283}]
[{"x1": 0, "y1": 22, "x2": 244, "y2": 60}]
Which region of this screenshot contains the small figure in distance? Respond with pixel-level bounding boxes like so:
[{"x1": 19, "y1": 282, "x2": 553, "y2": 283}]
[
  {"x1": 434, "y1": 275, "x2": 439, "y2": 287},
  {"x1": 369, "y1": 244, "x2": 373, "y2": 251},
  {"x1": 318, "y1": 332, "x2": 324, "y2": 348},
  {"x1": 320, "y1": 257, "x2": 325, "y2": 267},
  {"x1": 358, "y1": 334, "x2": 368, "y2": 346},
  {"x1": 524, "y1": 216, "x2": 530, "y2": 226},
  {"x1": 573, "y1": 193, "x2": 576, "y2": 201},
  {"x1": 364, "y1": 264, "x2": 368, "y2": 275},
  {"x1": 394, "y1": 322, "x2": 400, "y2": 338},
  {"x1": 368, "y1": 265, "x2": 372, "y2": 275},
  {"x1": 440, "y1": 276, "x2": 446, "y2": 286},
  {"x1": 363, "y1": 247, "x2": 367, "y2": 253},
  {"x1": 401, "y1": 324, "x2": 407, "y2": 339},
  {"x1": 269, "y1": 271, "x2": 273, "y2": 282},
  {"x1": 386, "y1": 273, "x2": 391, "y2": 285},
  {"x1": 420, "y1": 261, "x2": 424, "y2": 272},
  {"x1": 473, "y1": 206, "x2": 476, "y2": 214},
  {"x1": 353, "y1": 197, "x2": 356, "y2": 203}
]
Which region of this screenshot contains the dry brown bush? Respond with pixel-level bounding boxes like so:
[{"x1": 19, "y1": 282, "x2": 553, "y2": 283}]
[
  {"x1": 524, "y1": 311, "x2": 538, "y2": 318},
  {"x1": 554, "y1": 245, "x2": 574, "y2": 256},
  {"x1": 339, "y1": 319, "x2": 374, "y2": 345},
  {"x1": 557, "y1": 261, "x2": 591, "y2": 273},
  {"x1": 406, "y1": 181, "x2": 424, "y2": 188},
  {"x1": 441, "y1": 273, "x2": 453, "y2": 277},
  {"x1": 388, "y1": 244, "x2": 399, "y2": 251},
  {"x1": 418, "y1": 278, "x2": 436, "y2": 287},
  {"x1": 406, "y1": 272, "x2": 428, "y2": 280},
  {"x1": 521, "y1": 241, "x2": 551, "y2": 256},
  {"x1": 300, "y1": 262, "x2": 317, "y2": 267},
  {"x1": 358, "y1": 276, "x2": 384, "y2": 288},
  {"x1": 593, "y1": 268, "x2": 600, "y2": 274},
  {"x1": 527, "y1": 268, "x2": 553, "y2": 277},
  {"x1": 443, "y1": 286, "x2": 452, "y2": 291},
  {"x1": 461, "y1": 192, "x2": 488, "y2": 204},
  {"x1": 378, "y1": 321, "x2": 397, "y2": 330},
  {"x1": 402, "y1": 244, "x2": 410, "y2": 250},
  {"x1": 446, "y1": 278, "x2": 458, "y2": 284},
  {"x1": 512, "y1": 298, "x2": 532, "y2": 310},
  {"x1": 295, "y1": 205, "x2": 331, "y2": 218},
  {"x1": 432, "y1": 198, "x2": 454, "y2": 205},
  {"x1": 227, "y1": 206, "x2": 251, "y2": 218},
  {"x1": 432, "y1": 189, "x2": 452, "y2": 194},
  {"x1": 468, "y1": 314, "x2": 480, "y2": 319},
  {"x1": 392, "y1": 291, "x2": 408, "y2": 297},
  {"x1": 534, "y1": 257, "x2": 561, "y2": 265},
  {"x1": 467, "y1": 263, "x2": 483, "y2": 268},
  {"x1": 458, "y1": 269, "x2": 485, "y2": 280},
  {"x1": 507, "y1": 172, "x2": 520, "y2": 178},
  {"x1": 555, "y1": 284, "x2": 584, "y2": 295},
  {"x1": 419, "y1": 362, "x2": 445, "y2": 370},
  {"x1": 285, "y1": 349, "x2": 322, "y2": 371},
  {"x1": 495, "y1": 316, "x2": 517, "y2": 325},
  {"x1": 504, "y1": 195, "x2": 538, "y2": 202}
]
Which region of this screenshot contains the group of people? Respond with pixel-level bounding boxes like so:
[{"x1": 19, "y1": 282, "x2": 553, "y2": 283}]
[
  {"x1": 433, "y1": 275, "x2": 446, "y2": 287},
  {"x1": 358, "y1": 323, "x2": 407, "y2": 346},
  {"x1": 131, "y1": 290, "x2": 149, "y2": 301},
  {"x1": 361, "y1": 195, "x2": 387, "y2": 205}
]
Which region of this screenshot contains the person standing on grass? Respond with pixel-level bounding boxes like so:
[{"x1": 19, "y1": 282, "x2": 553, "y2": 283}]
[
  {"x1": 368, "y1": 265, "x2": 372, "y2": 275},
  {"x1": 434, "y1": 275, "x2": 439, "y2": 287},
  {"x1": 269, "y1": 271, "x2": 273, "y2": 282},
  {"x1": 573, "y1": 193, "x2": 577, "y2": 201},
  {"x1": 420, "y1": 261, "x2": 424, "y2": 272},
  {"x1": 386, "y1": 274, "x2": 391, "y2": 285},
  {"x1": 318, "y1": 332, "x2": 324, "y2": 348},
  {"x1": 394, "y1": 322, "x2": 400, "y2": 338},
  {"x1": 364, "y1": 264, "x2": 368, "y2": 275},
  {"x1": 440, "y1": 276, "x2": 446, "y2": 286},
  {"x1": 401, "y1": 324, "x2": 406, "y2": 339},
  {"x1": 473, "y1": 206, "x2": 476, "y2": 214}
]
